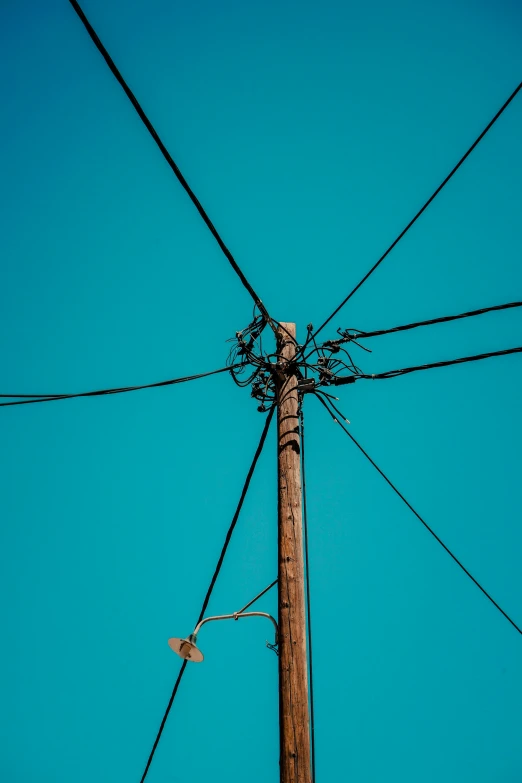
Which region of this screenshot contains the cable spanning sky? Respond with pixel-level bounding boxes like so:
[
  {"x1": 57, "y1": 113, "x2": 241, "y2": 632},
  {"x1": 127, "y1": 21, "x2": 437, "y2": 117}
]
[{"x1": 1, "y1": 1, "x2": 522, "y2": 782}]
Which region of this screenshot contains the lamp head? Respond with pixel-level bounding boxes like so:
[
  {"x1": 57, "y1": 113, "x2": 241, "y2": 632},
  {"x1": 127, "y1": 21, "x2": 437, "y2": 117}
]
[{"x1": 168, "y1": 633, "x2": 204, "y2": 663}]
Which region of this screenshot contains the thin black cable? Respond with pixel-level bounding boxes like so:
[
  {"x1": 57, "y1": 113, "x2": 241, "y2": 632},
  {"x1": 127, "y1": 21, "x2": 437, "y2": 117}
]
[
  {"x1": 312, "y1": 81, "x2": 522, "y2": 340},
  {"x1": 237, "y1": 578, "x2": 278, "y2": 615},
  {"x1": 139, "y1": 406, "x2": 275, "y2": 783},
  {"x1": 314, "y1": 393, "x2": 522, "y2": 637},
  {"x1": 196, "y1": 404, "x2": 275, "y2": 623},
  {"x1": 335, "y1": 300, "x2": 522, "y2": 342},
  {"x1": 300, "y1": 404, "x2": 316, "y2": 781},
  {"x1": 338, "y1": 346, "x2": 522, "y2": 383},
  {"x1": 315, "y1": 389, "x2": 350, "y2": 424},
  {"x1": 0, "y1": 364, "x2": 243, "y2": 408},
  {"x1": 139, "y1": 660, "x2": 187, "y2": 783},
  {"x1": 67, "y1": 0, "x2": 275, "y2": 331}
]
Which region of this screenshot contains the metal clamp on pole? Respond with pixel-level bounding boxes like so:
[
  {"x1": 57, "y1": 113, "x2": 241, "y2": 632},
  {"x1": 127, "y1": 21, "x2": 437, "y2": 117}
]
[{"x1": 297, "y1": 378, "x2": 316, "y2": 394}]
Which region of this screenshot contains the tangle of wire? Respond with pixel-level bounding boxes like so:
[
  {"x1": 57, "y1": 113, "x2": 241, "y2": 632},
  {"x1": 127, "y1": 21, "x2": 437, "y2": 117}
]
[
  {"x1": 227, "y1": 296, "x2": 522, "y2": 412},
  {"x1": 227, "y1": 306, "x2": 275, "y2": 408},
  {"x1": 228, "y1": 314, "x2": 364, "y2": 411}
]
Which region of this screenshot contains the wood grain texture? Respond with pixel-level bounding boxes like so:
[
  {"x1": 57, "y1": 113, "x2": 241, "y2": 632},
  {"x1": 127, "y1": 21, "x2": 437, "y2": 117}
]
[{"x1": 276, "y1": 323, "x2": 311, "y2": 783}]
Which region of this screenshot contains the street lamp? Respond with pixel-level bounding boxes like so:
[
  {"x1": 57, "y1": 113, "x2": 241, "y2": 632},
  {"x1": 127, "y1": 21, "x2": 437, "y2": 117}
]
[
  {"x1": 168, "y1": 583, "x2": 279, "y2": 663},
  {"x1": 168, "y1": 610, "x2": 278, "y2": 662}
]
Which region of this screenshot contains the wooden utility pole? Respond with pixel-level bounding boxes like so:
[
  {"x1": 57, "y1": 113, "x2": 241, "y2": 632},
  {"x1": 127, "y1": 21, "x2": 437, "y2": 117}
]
[{"x1": 275, "y1": 323, "x2": 311, "y2": 783}]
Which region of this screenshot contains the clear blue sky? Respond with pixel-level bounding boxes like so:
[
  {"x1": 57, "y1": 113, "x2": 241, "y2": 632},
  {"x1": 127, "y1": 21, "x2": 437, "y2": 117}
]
[{"x1": 1, "y1": 1, "x2": 521, "y2": 781}]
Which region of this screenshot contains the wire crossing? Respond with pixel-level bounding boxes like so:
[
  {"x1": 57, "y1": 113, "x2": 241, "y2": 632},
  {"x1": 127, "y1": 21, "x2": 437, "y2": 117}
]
[
  {"x1": 315, "y1": 393, "x2": 522, "y2": 637},
  {"x1": 333, "y1": 300, "x2": 522, "y2": 343},
  {"x1": 68, "y1": 0, "x2": 275, "y2": 331},
  {"x1": 139, "y1": 407, "x2": 275, "y2": 782},
  {"x1": 9, "y1": 10, "x2": 522, "y2": 776},
  {"x1": 0, "y1": 364, "x2": 243, "y2": 407},
  {"x1": 312, "y1": 80, "x2": 522, "y2": 340},
  {"x1": 330, "y1": 346, "x2": 522, "y2": 384}
]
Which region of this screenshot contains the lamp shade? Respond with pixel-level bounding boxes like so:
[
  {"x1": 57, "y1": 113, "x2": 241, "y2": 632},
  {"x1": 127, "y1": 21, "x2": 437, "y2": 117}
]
[{"x1": 168, "y1": 634, "x2": 204, "y2": 663}]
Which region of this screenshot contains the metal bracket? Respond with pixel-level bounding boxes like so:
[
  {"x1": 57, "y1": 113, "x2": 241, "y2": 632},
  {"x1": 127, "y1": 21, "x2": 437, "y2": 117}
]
[
  {"x1": 297, "y1": 378, "x2": 316, "y2": 394},
  {"x1": 266, "y1": 641, "x2": 279, "y2": 656}
]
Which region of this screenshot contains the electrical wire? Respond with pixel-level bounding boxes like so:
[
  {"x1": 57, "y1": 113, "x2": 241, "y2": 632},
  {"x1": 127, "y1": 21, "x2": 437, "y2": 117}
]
[
  {"x1": 236, "y1": 578, "x2": 278, "y2": 615},
  {"x1": 331, "y1": 346, "x2": 522, "y2": 384},
  {"x1": 139, "y1": 660, "x2": 187, "y2": 783},
  {"x1": 315, "y1": 389, "x2": 350, "y2": 425},
  {"x1": 299, "y1": 404, "x2": 316, "y2": 781},
  {"x1": 315, "y1": 393, "x2": 522, "y2": 637},
  {"x1": 0, "y1": 364, "x2": 244, "y2": 408},
  {"x1": 67, "y1": 0, "x2": 275, "y2": 332},
  {"x1": 139, "y1": 406, "x2": 275, "y2": 782},
  {"x1": 312, "y1": 80, "x2": 522, "y2": 340},
  {"x1": 196, "y1": 404, "x2": 275, "y2": 623},
  {"x1": 333, "y1": 300, "x2": 522, "y2": 343}
]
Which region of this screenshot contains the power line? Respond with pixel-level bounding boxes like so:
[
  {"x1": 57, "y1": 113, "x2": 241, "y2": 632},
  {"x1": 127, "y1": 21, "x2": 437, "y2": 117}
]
[
  {"x1": 333, "y1": 300, "x2": 522, "y2": 343},
  {"x1": 0, "y1": 364, "x2": 243, "y2": 408},
  {"x1": 139, "y1": 660, "x2": 187, "y2": 783},
  {"x1": 312, "y1": 80, "x2": 522, "y2": 340},
  {"x1": 330, "y1": 346, "x2": 522, "y2": 384},
  {"x1": 196, "y1": 406, "x2": 275, "y2": 624},
  {"x1": 67, "y1": 0, "x2": 275, "y2": 331},
  {"x1": 139, "y1": 406, "x2": 275, "y2": 782},
  {"x1": 299, "y1": 405, "x2": 316, "y2": 781},
  {"x1": 315, "y1": 393, "x2": 522, "y2": 637}
]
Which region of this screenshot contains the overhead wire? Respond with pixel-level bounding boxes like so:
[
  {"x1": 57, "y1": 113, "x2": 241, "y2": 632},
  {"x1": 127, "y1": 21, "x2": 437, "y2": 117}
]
[
  {"x1": 0, "y1": 364, "x2": 244, "y2": 407},
  {"x1": 333, "y1": 300, "x2": 522, "y2": 343},
  {"x1": 32, "y1": 7, "x2": 522, "y2": 769},
  {"x1": 67, "y1": 0, "x2": 276, "y2": 332},
  {"x1": 195, "y1": 406, "x2": 275, "y2": 624},
  {"x1": 330, "y1": 346, "x2": 522, "y2": 384},
  {"x1": 314, "y1": 393, "x2": 522, "y2": 637},
  {"x1": 314, "y1": 389, "x2": 350, "y2": 424},
  {"x1": 312, "y1": 80, "x2": 522, "y2": 341},
  {"x1": 139, "y1": 406, "x2": 275, "y2": 783}
]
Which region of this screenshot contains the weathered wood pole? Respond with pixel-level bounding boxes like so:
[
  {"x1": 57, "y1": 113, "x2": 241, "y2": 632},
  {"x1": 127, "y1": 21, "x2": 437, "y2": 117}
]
[{"x1": 275, "y1": 322, "x2": 311, "y2": 783}]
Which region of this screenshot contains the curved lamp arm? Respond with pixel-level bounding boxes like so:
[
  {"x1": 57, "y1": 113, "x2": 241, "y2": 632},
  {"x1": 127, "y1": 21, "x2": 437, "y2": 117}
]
[{"x1": 193, "y1": 611, "x2": 278, "y2": 647}]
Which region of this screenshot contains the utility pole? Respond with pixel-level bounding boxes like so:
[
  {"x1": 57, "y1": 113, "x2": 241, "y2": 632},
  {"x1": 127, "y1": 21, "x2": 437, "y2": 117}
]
[{"x1": 276, "y1": 323, "x2": 311, "y2": 783}]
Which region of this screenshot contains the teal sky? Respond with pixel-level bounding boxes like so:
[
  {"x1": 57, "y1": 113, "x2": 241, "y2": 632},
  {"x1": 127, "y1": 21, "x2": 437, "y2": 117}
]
[{"x1": 1, "y1": 1, "x2": 521, "y2": 781}]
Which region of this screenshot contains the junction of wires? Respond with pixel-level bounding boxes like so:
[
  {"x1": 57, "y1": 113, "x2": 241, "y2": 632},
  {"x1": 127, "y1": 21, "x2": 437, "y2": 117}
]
[
  {"x1": 227, "y1": 310, "x2": 365, "y2": 412},
  {"x1": 226, "y1": 300, "x2": 522, "y2": 412}
]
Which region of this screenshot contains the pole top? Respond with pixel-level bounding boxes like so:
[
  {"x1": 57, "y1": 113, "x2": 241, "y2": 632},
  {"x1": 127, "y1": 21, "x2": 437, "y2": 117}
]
[{"x1": 277, "y1": 323, "x2": 297, "y2": 346}]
